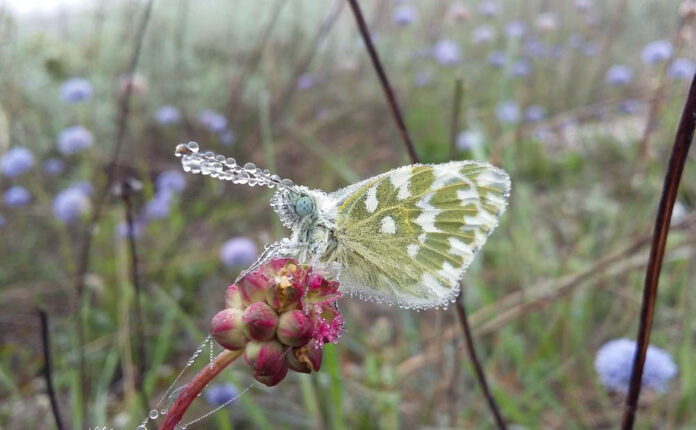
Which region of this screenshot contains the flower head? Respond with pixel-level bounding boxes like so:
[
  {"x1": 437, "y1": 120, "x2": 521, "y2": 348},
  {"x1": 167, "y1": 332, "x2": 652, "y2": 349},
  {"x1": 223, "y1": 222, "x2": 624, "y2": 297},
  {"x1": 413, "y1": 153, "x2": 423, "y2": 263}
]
[
  {"x1": 605, "y1": 65, "x2": 633, "y2": 86},
  {"x1": 220, "y1": 237, "x2": 258, "y2": 268},
  {"x1": 60, "y1": 78, "x2": 93, "y2": 103},
  {"x1": 1, "y1": 147, "x2": 34, "y2": 178},
  {"x1": 211, "y1": 258, "x2": 344, "y2": 386},
  {"x1": 472, "y1": 25, "x2": 496, "y2": 44},
  {"x1": 505, "y1": 21, "x2": 526, "y2": 39},
  {"x1": 477, "y1": 1, "x2": 499, "y2": 17},
  {"x1": 3, "y1": 186, "x2": 31, "y2": 207},
  {"x1": 198, "y1": 109, "x2": 228, "y2": 133},
  {"x1": 595, "y1": 338, "x2": 678, "y2": 393},
  {"x1": 668, "y1": 58, "x2": 696, "y2": 80},
  {"x1": 641, "y1": 40, "x2": 673, "y2": 65},
  {"x1": 524, "y1": 105, "x2": 546, "y2": 123},
  {"x1": 495, "y1": 100, "x2": 520, "y2": 125},
  {"x1": 144, "y1": 192, "x2": 173, "y2": 220},
  {"x1": 204, "y1": 383, "x2": 238, "y2": 407},
  {"x1": 392, "y1": 4, "x2": 418, "y2": 26},
  {"x1": 456, "y1": 130, "x2": 484, "y2": 151},
  {"x1": 488, "y1": 51, "x2": 505, "y2": 68},
  {"x1": 53, "y1": 184, "x2": 91, "y2": 223},
  {"x1": 433, "y1": 39, "x2": 461, "y2": 66},
  {"x1": 57, "y1": 126, "x2": 93, "y2": 155},
  {"x1": 42, "y1": 158, "x2": 65, "y2": 176},
  {"x1": 156, "y1": 170, "x2": 186, "y2": 194},
  {"x1": 154, "y1": 105, "x2": 181, "y2": 125}
]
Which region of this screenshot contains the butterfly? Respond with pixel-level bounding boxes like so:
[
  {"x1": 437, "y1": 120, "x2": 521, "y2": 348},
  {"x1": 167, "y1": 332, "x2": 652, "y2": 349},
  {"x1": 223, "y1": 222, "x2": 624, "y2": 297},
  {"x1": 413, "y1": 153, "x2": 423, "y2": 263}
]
[{"x1": 175, "y1": 141, "x2": 510, "y2": 310}]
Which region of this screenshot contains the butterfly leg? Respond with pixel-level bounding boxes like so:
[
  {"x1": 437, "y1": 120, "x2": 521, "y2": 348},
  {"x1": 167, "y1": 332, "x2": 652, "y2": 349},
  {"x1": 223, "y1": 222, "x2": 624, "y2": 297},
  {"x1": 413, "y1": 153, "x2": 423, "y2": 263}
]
[{"x1": 235, "y1": 238, "x2": 298, "y2": 282}]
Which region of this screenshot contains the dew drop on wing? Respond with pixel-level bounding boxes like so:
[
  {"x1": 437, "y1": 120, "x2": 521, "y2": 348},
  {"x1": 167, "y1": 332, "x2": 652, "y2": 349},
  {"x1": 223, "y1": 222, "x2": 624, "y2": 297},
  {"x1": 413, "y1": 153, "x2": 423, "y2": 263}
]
[
  {"x1": 186, "y1": 141, "x2": 199, "y2": 152},
  {"x1": 226, "y1": 157, "x2": 236, "y2": 167},
  {"x1": 149, "y1": 410, "x2": 159, "y2": 420},
  {"x1": 244, "y1": 162, "x2": 256, "y2": 171}
]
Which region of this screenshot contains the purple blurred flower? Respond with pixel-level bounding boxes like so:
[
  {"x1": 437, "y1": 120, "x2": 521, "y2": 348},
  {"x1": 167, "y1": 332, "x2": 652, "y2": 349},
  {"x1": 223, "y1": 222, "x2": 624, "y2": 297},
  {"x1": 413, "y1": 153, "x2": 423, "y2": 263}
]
[
  {"x1": 297, "y1": 73, "x2": 315, "y2": 90},
  {"x1": 567, "y1": 34, "x2": 583, "y2": 49},
  {"x1": 53, "y1": 185, "x2": 91, "y2": 223},
  {"x1": 523, "y1": 37, "x2": 547, "y2": 58},
  {"x1": 71, "y1": 181, "x2": 93, "y2": 196},
  {"x1": 144, "y1": 192, "x2": 173, "y2": 220},
  {"x1": 392, "y1": 4, "x2": 418, "y2": 26},
  {"x1": 0, "y1": 214, "x2": 5, "y2": 228},
  {"x1": 3, "y1": 186, "x2": 31, "y2": 207},
  {"x1": 641, "y1": 40, "x2": 673, "y2": 65},
  {"x1": 60, "y1": 78, "x2": 93, "y2": 103},
  {"x1": 456, "y1": 130, "x2": 484, "y2": 151},
  {"x1": 595, "y1": 338, "x2": 677, "y2": 393},
  {"x1": 413, "y1": 71, "x2": 432, "y2": 87},
  {"x1": 510, "y1": 59, "x2": 531, "y2": 77},
  {"x1": 156, "y1": 170, "x2": 186, "y2": 194},
  {"x1": 154, "y1": 105, "x2": 181, "y2": 125},
  {"x1": 617, "y1": 99, "x2": 643, "y2": 115},
  {"x1": 582, "y1": 42, "x2": 599, "y2": 57},
  {"x1": 524, "y1": 105, "x2": 546, "y2": 123},
  {"x1": 204, "y1": 383, "x2": 238, "y2": 406},
  {"x1": 220, "y1": 129, "x2": 236, "y2": 145},
  {"x1": 668, "y1": 58, "x2": 696, "y2": 80},
  {"x1": 57, "y1": 126, "x2": 93, "y2": 155},
  {"x1": 575, "y1": 0, "x2": 592, "y2": 12},
  {"x1": 433, "y1": 39, "x2": 461, "y2": 66},
  {"x1": 198, "y1": 109, "x2": 228, "y2": 133},
  {"x1": 220, "y1": 237, "x2": 258, "y2": 268},
  {"x1": 505, "y1": 21, "x2": 526, "y2": 38},
  {"x1": 496, "y1": 100, "x2": 520, "y2": 125},
  {"x1": 477, "y1": 1, "x2": 499, "y2": 17},
  {"x1": 472, "y1": 25, "x2": 495, "y2": 44},
  {"x1": 1, "y1": 147, "x2": 34, "y2": 178},
  {"x1": 117, "y1": 219, "x2": 145, "y2": 238},
  {"x1": 605, "y1": 65, "x2": 633, "y2": 85},
  {"x1": 488, "y1": 51, "x2": 506, "y2": 68},
  {"x1": 42, "y1": 158, "x2": 64, "y2": 176}
]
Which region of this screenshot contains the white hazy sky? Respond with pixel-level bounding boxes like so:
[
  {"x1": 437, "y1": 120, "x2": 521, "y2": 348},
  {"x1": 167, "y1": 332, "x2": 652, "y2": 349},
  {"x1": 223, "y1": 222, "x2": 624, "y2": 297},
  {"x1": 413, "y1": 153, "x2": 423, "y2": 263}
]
[{"x1": 2, "y1": 0, "x2": 90, "y2": 15}]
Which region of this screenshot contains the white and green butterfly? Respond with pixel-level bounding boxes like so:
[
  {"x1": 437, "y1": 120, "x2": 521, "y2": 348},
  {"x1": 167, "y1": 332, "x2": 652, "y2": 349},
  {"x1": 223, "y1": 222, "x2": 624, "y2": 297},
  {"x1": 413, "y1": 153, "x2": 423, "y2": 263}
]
[{"x1": 175, "y1": 141, "x2": 510, "y2": 310}]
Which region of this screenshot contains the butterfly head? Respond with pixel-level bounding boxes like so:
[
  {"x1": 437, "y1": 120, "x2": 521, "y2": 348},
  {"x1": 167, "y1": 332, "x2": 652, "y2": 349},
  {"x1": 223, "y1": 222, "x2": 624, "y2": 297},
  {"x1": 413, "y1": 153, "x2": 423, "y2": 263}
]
[{"x1": 271, "y1": 186, "x2": 319, "y2": 229}]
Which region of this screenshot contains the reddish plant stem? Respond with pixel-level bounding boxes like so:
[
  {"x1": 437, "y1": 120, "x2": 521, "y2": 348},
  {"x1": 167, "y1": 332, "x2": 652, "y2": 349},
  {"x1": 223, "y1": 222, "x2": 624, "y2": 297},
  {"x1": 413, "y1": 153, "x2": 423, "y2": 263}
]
[
  {"x1": 621, "y1": 74, "x2": 696, "y2": 428},
  {"x1": 159, "y1": 349, "x2": 243, "y2": 430}
]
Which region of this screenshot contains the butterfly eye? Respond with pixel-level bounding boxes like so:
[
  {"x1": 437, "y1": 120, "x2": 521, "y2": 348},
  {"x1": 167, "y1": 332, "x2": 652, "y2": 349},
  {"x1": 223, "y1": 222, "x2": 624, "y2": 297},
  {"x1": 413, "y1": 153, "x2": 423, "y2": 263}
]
[{"x1": 294, "y1": 196, "x2": 314, "y2": 217}]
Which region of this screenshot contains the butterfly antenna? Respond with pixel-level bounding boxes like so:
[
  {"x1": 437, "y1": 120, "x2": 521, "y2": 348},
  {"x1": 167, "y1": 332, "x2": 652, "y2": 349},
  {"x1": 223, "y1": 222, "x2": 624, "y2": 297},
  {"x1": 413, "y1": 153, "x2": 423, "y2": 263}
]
[{"x1": 174, "y1": 141, "x2": 294, "y2": 190}]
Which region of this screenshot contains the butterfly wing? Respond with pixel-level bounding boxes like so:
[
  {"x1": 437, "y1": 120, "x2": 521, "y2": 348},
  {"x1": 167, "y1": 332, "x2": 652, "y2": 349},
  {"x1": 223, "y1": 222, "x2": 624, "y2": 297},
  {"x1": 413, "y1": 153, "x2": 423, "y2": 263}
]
[{"x1": 329, "y1": 161, "x2": 510, "y2": 309}]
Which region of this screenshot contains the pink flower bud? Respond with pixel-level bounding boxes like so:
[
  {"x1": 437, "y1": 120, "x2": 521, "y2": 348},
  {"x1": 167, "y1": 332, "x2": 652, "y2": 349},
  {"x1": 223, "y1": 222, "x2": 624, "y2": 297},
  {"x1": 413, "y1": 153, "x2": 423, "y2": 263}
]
[
  {"x1": 238, "y1": 271, "x2": 273, "y2": 306},
  {"x1": 210, "y1": 308, "x2": 248, "y2": 350},
  {"x1": 287, "y1": 341, "x2": 322, "y2": 373},
  {"x1": 265, "y1": 276, "x2": 302, "y2": 312},
  {"x1": 277, "y1": 310, "x2": 313, "y2": 347},
  {"x1": 225, "y1": 284, "x2": 243, "y2": 309},
  {"x1": 241, "y1": 302, "x2": 278, "y2": 341},
  {"x1": 244, "y1": 340, "x2": 289, "y2": 386}
]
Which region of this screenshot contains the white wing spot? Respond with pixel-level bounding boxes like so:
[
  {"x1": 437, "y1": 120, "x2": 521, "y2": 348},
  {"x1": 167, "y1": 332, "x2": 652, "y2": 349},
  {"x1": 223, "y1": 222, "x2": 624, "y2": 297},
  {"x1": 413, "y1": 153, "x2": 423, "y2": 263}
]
[
  {"x1": 422, "y1": 273, "x2": 448, "y2": 297},
  {"x1": 448, "y1": 237, "x2": 473, "y2": 258},
  {"x1": 365, "y1": 185, "x2": 378, "y2": 213},
  {"x1": 438, "y1": 262, "x2": 459, "y2": 282},
  {"x1": 380, "y1": 216, "x2": 396, "y2": 234},
  {"x1": 418, "y1": 233, "x2": 427, "y2": 243},
  {"x1": 407, "y1": 243, "x2": 419, "y2": 257},
  {"x1": 415, "y1": 193, "x2": 441, "y2": 232},
  {"x1": 389, "y1": 168, "x2": 412, "y2": 200}
]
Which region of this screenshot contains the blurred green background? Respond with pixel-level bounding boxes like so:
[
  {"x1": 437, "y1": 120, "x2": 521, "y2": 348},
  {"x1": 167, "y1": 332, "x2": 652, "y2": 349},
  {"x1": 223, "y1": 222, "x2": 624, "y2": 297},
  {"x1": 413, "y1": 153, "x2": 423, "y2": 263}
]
[{"x1": 1, "y1": 0, "x2": 696, "y2": 428}]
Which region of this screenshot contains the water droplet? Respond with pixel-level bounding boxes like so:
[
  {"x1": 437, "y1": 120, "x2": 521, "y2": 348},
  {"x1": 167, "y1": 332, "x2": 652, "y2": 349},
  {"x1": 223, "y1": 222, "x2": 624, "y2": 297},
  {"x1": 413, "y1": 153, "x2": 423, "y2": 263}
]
[
  {"x1": 160, "y1": 409, "x2": 167, "y2": 415},
  {"x1": 244, "y1": 162, "x2": 256, "y2": 171},
  {"x1": 281, "y1": 178, "x2": 293, "y2": 186},
  {"x1": 149, "y1": 410, "x2": 159, "y2": 420},
  {"x1": 215, "y1": 155, "x2": 225, "y2": 162},
  {"x1": 186, "y1": 141, "x2": 199, "y2": 152},
  {"x1": 174, "y1": 143, "x2": 189, "y2": 157},
  {"x1": 226, "y1": 157, "x2": 236, "y2": 166},
  {"x1": 136, "y1": 426, "x2": 147, "y2": 430}
]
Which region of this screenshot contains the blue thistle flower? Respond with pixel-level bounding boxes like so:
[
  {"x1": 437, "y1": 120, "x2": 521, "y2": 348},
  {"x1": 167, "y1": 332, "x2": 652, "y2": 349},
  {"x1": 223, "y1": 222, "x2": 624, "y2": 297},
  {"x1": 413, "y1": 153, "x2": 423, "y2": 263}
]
[
  {"x1": 524, "y1": 105, "x2": 546, "y2": 123},
  {"x1": 668, "y1": 58, "x2": 696, "y2": 80},
  {"x1": 53, "y1": 185, "x2": 91, "y2": 223},
  {"x1": 505, "y1": 21, "x2": 526, "y2": 39},
  {"x1": 3, "y1": 186, "x2": 31, "y2": 207},
  {"x1": 197, "y1": 110, "x2": 228, "y2": 134},
  {"x1": 154, "y1": 105, "x2": 181, "y2": 125},
  {"x1": 219, "y1": 129, "x2": 236, "y2": 145},
  {"x1": 488, "y1": 51, "x2": 506, "y2": 68},
  {"x1": 456, "y1": 130, "x2": 484, "y2": 151},
  {"x1": 617, "y1": 99, "x2": 643, "y2": 115},
  {"x1": 156, "y1": 170, "x2": 186, "y2": 194},
  {"x1": 605, "y1": 65, "x2": 633, "y2": 86},
  {"x1": 433, "y1": 39, "x2": 461, "y2": 66},
  {"x1": 57, "y1": 126, "x2": 93, "y2": 155},
  {"x1": 510, "y1": 59, "x2": 531, "y2": 77},
  {"x1": 595, "y1": 338, "x2": 678, "y2": 393},
  {"x1": 60, "y1": 78, "x2": 93, "y2": 103},
  {"x1": 641, "y1": 40, "x2": 673, "y2": 65},
  {"x1": 144, "y1": 192, "x2": 173, "y2": 220},
  {"x1": 42, "y1": 158, "x2": 65, "y2": 176},
  {"x1": 1, "y1": 147, "x2": 35, "y2": 178},
  {"x1": 220, "y1": 237, "x2": 258, "y2": 268},
  {"x1": 413, "y1": 71, "x2": 432, "y2": 87},
  {"x1": 204, "y1": 383, "x2": 238, "y2": 406},
  {"x1": 392, "y1": 4, "x2": 418, "y2": 26},
  {"x1": 477, "y1": 1, "x2": 500, "y2": 17},
  {"x1": 495, "y1": 100, "x2": 520, "y2": 125}
]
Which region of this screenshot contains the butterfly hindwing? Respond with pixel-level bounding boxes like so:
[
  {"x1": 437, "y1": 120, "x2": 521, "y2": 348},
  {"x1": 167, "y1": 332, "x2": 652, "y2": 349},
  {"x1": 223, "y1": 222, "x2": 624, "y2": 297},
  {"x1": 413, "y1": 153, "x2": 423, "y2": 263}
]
[{"x1": 330, "y1": 161, "x2": 510, "y2": 309}]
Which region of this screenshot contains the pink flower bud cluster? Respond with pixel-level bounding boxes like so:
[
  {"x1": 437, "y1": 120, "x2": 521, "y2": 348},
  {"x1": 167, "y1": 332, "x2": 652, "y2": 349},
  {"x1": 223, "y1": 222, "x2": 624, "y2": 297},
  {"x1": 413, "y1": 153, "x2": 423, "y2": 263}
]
[{"x1": 210, "y1": 258, "x2": 344, "y2": 386}]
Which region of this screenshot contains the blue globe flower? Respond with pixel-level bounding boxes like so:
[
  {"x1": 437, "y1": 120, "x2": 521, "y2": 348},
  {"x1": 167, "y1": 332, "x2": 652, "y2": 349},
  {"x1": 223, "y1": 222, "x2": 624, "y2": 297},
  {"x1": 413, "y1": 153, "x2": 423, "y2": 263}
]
[
  {"x1": 456, "y1": 130, "x2": 484, "y2": 151},
  {"x1": 197, "y1": 109, "x2": 228, "y2": 133},
  {"x1": 477, "y1": 1, "x2": 500, "y2": 17},
  {"x1": 3, "y1": 186, "x2": 31, "y2": 207},
  {"x1": 413, "y1": 71, "x2": 432, "y2": 87},
  {"x1": 154, "y1": 105, "x2": 181, "y2": 125},
  {"x1": 60, "y1": 78, "x2": 93, "y2": 103},
  {"x1": 1, "y1": 147, "x2": 34, "y2": 178},
  {"x1": 505, "y1": 21, "x2": 526, "y2": 39},
  {"x1": 220, "y1": 237, "x2": 257, "y2": 268},
  {"x1": 605, "y1": 65, "x2": 633, "y2": 86},
  {"x1": 53, "y1": 185, "x2": 91, "y2": 223},
  {"x1": 42, "y1": 158, "x2": 65, "y2": 176},
  {"x1": 668, "y1": 58, "x2": 696, "y2": 80},
  {"x1": 495, "y1": 100, "x2": 520, "y2": 125},
  {"x1": 204, "y1": 383, "x2": 238, "y2": 406},
  {"x1": 433, "y1": 39, "x2": 461, "y2": 66},
  {"x1": 595, "y1": 338, "x2": 678, "y2": 393},
  {"x1": 156, "y1": 170, "x2": 186, "y2": 194},
  {"x1": 510, "y1": 59, "x2": 531, "y2": 77},
  {"x1": 617, "y1": 99, "x2": 643, "y2": 115},
  {"x1": 641, "y1": 40, "x2": 673, "y2": 65},
  {"x1": 57, "y1": 126, "x2": 94, "y2": 155},
  {"x1": 392, "y1": 4, "x2": 418, "y2": 26},
  {"x1": 144, "y1": 192, "x2": 173, "y2": 220},
  {"x1": 524, "y1": 105, "x2": 546, "y2": 123},
  {"x1": 0, "y1": 213, "x2": 5, "y2": 228},
  {"x1": 488, "y1": 51, "x2": 506, "y2": 68}
]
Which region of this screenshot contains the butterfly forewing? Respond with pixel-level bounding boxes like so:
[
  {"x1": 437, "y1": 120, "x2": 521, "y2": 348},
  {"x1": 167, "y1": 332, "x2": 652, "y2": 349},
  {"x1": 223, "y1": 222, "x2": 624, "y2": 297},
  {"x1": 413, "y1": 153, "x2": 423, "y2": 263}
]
[{"x1": 331, "y1": 161, "x2": 510, "y2": 309}]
